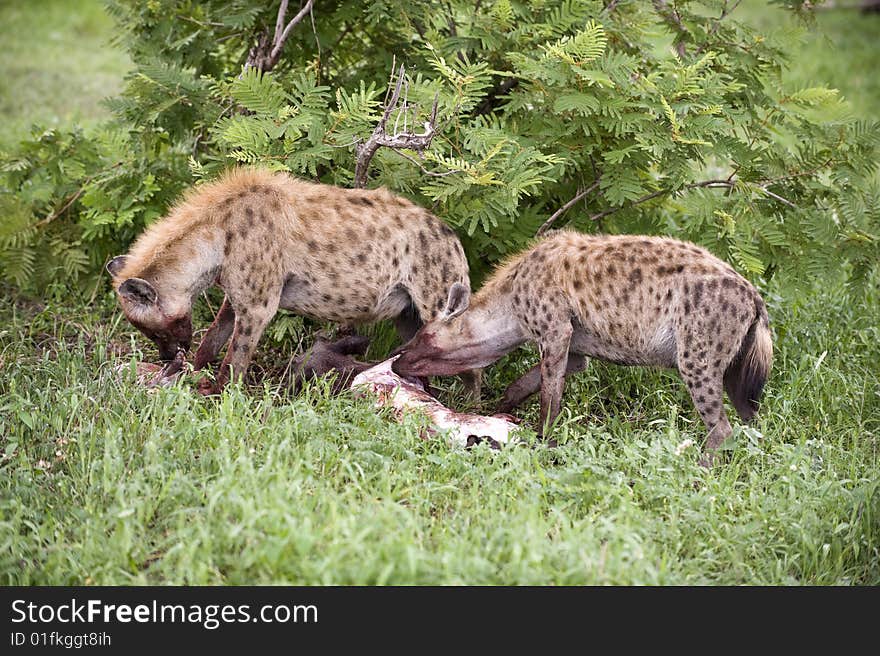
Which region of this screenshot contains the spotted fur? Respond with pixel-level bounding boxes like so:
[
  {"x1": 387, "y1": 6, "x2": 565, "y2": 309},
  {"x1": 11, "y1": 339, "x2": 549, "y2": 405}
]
[
  {"x1": 394, "y1": 230, "x2": 773, "y2": 464},
  {"x1": 107, "y1": 168, "x2": 470, "y2": 393}
]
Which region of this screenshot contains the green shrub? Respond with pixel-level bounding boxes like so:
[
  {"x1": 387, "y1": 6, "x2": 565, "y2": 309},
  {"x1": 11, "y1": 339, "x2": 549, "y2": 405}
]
[{"x1": 2, "y1": 0, "x2": 878, "y2": 293}]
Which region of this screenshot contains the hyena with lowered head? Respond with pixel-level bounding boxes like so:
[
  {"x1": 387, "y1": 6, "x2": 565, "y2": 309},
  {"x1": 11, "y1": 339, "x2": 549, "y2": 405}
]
[
  {"x1": 393, "y1": 230, "x2": 773, "y2": 464},
  {"x1": 107, "y1": 168, "x2": 471, "y2": 394}
]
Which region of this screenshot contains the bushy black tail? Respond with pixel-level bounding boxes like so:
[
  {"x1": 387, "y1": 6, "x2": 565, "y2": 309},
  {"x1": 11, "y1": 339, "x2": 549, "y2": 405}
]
[{"x1": 724, "y1": 299, "x2": 773, "y2": 422}]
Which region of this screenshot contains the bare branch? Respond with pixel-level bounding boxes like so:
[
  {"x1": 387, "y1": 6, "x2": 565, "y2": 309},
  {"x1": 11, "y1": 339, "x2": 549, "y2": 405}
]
[
  {"x1": 695, "y1": 0, "x2": 744, "y2": 55},
  {"x1": 354, "y1": 64, "x2": 441, "y2": 188},
  {"x1": 271, "y1": 0, "x2": 316, "y2": 62},
  {"x1": 653, "y1": 0, "x2": 689, "y2": 57},
  {"x1": 588, "y1": 188, "x2": 668, "y2": 222},
  {"x1": 35, "y1": 188, "x2": 86, "y2": 228},
  {"x1": 757, "y1": 186, "x2": 797, "y2": 208},
  {"x1": 246, "y1": 0, "x2": 315, "y2": 72},
  {"x1": 586, "y1": 176, "x2": 796, "y2": 222},
  {"x1": 273, "y1": 0, "x2": 290, "y2": 44},
  {"x1": 536, "y1": 180, "x2": 602, "y2": 236}
]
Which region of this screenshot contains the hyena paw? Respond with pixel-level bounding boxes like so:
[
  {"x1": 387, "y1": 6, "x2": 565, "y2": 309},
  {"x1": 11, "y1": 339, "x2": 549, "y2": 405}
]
[{"x1": 196, "y1": 377, "x2": 221, "y2": 396}]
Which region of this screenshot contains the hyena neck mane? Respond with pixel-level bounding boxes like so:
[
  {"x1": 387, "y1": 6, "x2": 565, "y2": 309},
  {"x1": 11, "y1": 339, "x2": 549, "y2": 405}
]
[{"x1": 115, "y1": 221, "x2": 224, "y2": 316}]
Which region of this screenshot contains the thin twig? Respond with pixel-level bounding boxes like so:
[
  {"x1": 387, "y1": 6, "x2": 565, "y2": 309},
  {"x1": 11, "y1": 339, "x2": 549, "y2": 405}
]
[
  {"x1": 603, "y1": 0, "x2": 623, "y2": 14},
  {"x1": 758, "y1": 186, "x2": 797, "y2": 208},
  {"x1": 246, "y1": 0, "x2": 315, "y2": 72},
  {"x1": 695, "y1": 0, "x2": 744, "y2": 55},
  {"x1": 588, "y1": 188, "x2": 667, "y2": 222},
  {"x1": 35, "y1": 188, "x2": 86, "y2": 228},
  {"x1": 271, "y1": 0, "x2": 316, "y2": 61},
  {"x1": 390, "y1": 149, "x2": 464, "y2": 178},
  {"x1": 653, "y1": 0, "x2": 689, "y2": 57},
  {"x1": 586, "y1": 176, "x2": 796, "y2": 222},
  {"x1": 536, "y1": 180, "x2": 602, "y2": 236}
]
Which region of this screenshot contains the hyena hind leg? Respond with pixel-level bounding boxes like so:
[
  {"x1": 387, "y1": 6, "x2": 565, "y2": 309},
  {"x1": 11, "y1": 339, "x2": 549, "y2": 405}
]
[{"x1": 680, "y1": 370, "x2": 733, "y2": 467}]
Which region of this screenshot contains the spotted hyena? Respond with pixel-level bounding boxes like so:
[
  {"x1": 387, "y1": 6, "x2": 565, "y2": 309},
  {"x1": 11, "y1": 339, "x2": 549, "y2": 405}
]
[
  {"x1": 107, "y1": 168, "x2": 471, "y2": 394},
  {"x1": 393, "y1": 230, "x2": 773, "y2": 464}
]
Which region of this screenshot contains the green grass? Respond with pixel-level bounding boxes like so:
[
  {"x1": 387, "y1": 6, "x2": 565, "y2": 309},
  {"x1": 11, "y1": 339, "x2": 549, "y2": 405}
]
[
  {"x1": 0, "y1": 0, "x2": 130, "y2": 146},
  {"x1": 0, "y1": 0, "x2": 879, "y2": 585},
  {"x1": 739, "y1": 2, "x2": 880, "y2": 119},
  {"x1": 0, "y1": 278, "x2": 877, "y2": 585}
]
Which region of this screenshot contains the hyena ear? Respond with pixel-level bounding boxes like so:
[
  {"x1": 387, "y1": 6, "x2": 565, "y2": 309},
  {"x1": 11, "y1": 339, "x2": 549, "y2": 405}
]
[
  {"x1": 118, "y1": 278, "x2": 158, "y2": 306},
  {"x1": 441, "y1": 282, "x2": 470, "y2": 321},
  {"x1": 106, "y1": 255, "x2": 128, "y2": 277}
]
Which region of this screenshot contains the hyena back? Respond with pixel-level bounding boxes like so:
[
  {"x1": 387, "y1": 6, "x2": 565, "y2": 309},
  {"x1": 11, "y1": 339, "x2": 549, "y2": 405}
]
[
  {"x1": 393, "y1": 230, "x2": 773, "y2": 464},
  {"x1": 107, "y1": 168, "x2": 470, "y2": 393}
]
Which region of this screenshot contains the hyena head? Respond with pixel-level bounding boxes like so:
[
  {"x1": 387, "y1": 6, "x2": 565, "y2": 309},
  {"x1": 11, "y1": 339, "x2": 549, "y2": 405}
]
[
  {"x1": 394, "y1": 282, "x2": 505, "y2": 377},
  {"x1": 107, "y1": 256, "x2": 192, "y2": 361}
]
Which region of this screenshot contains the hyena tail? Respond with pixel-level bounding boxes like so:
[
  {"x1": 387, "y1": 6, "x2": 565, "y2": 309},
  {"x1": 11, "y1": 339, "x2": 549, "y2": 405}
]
[{"x1": 724, "y1": 298, "x2": 773, "y2": 422}]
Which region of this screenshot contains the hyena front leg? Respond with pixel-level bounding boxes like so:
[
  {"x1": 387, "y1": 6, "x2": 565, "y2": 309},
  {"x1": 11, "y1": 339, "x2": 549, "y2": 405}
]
[
  {"x1": 537, "y1": 322, "x2": 574, "y2": 437},
  {"x1": 199, "y1": 288, "x2": 281, "y2": 395},
  {"x1": 497, "y1": 353, "x2": 586, "y2": 415},
  {"x1": 194, "y1": 295, "x2": 235, "y2": 370}
]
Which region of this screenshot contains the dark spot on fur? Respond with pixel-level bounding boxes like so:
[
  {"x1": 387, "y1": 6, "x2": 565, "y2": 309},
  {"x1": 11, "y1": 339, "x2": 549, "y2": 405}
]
[
  {"x1": 628, "y1": 268, "x2": 642, "y2": 284},
  {"x1": 573, "y1": 280, "x2": 583, "y2": 290}
]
